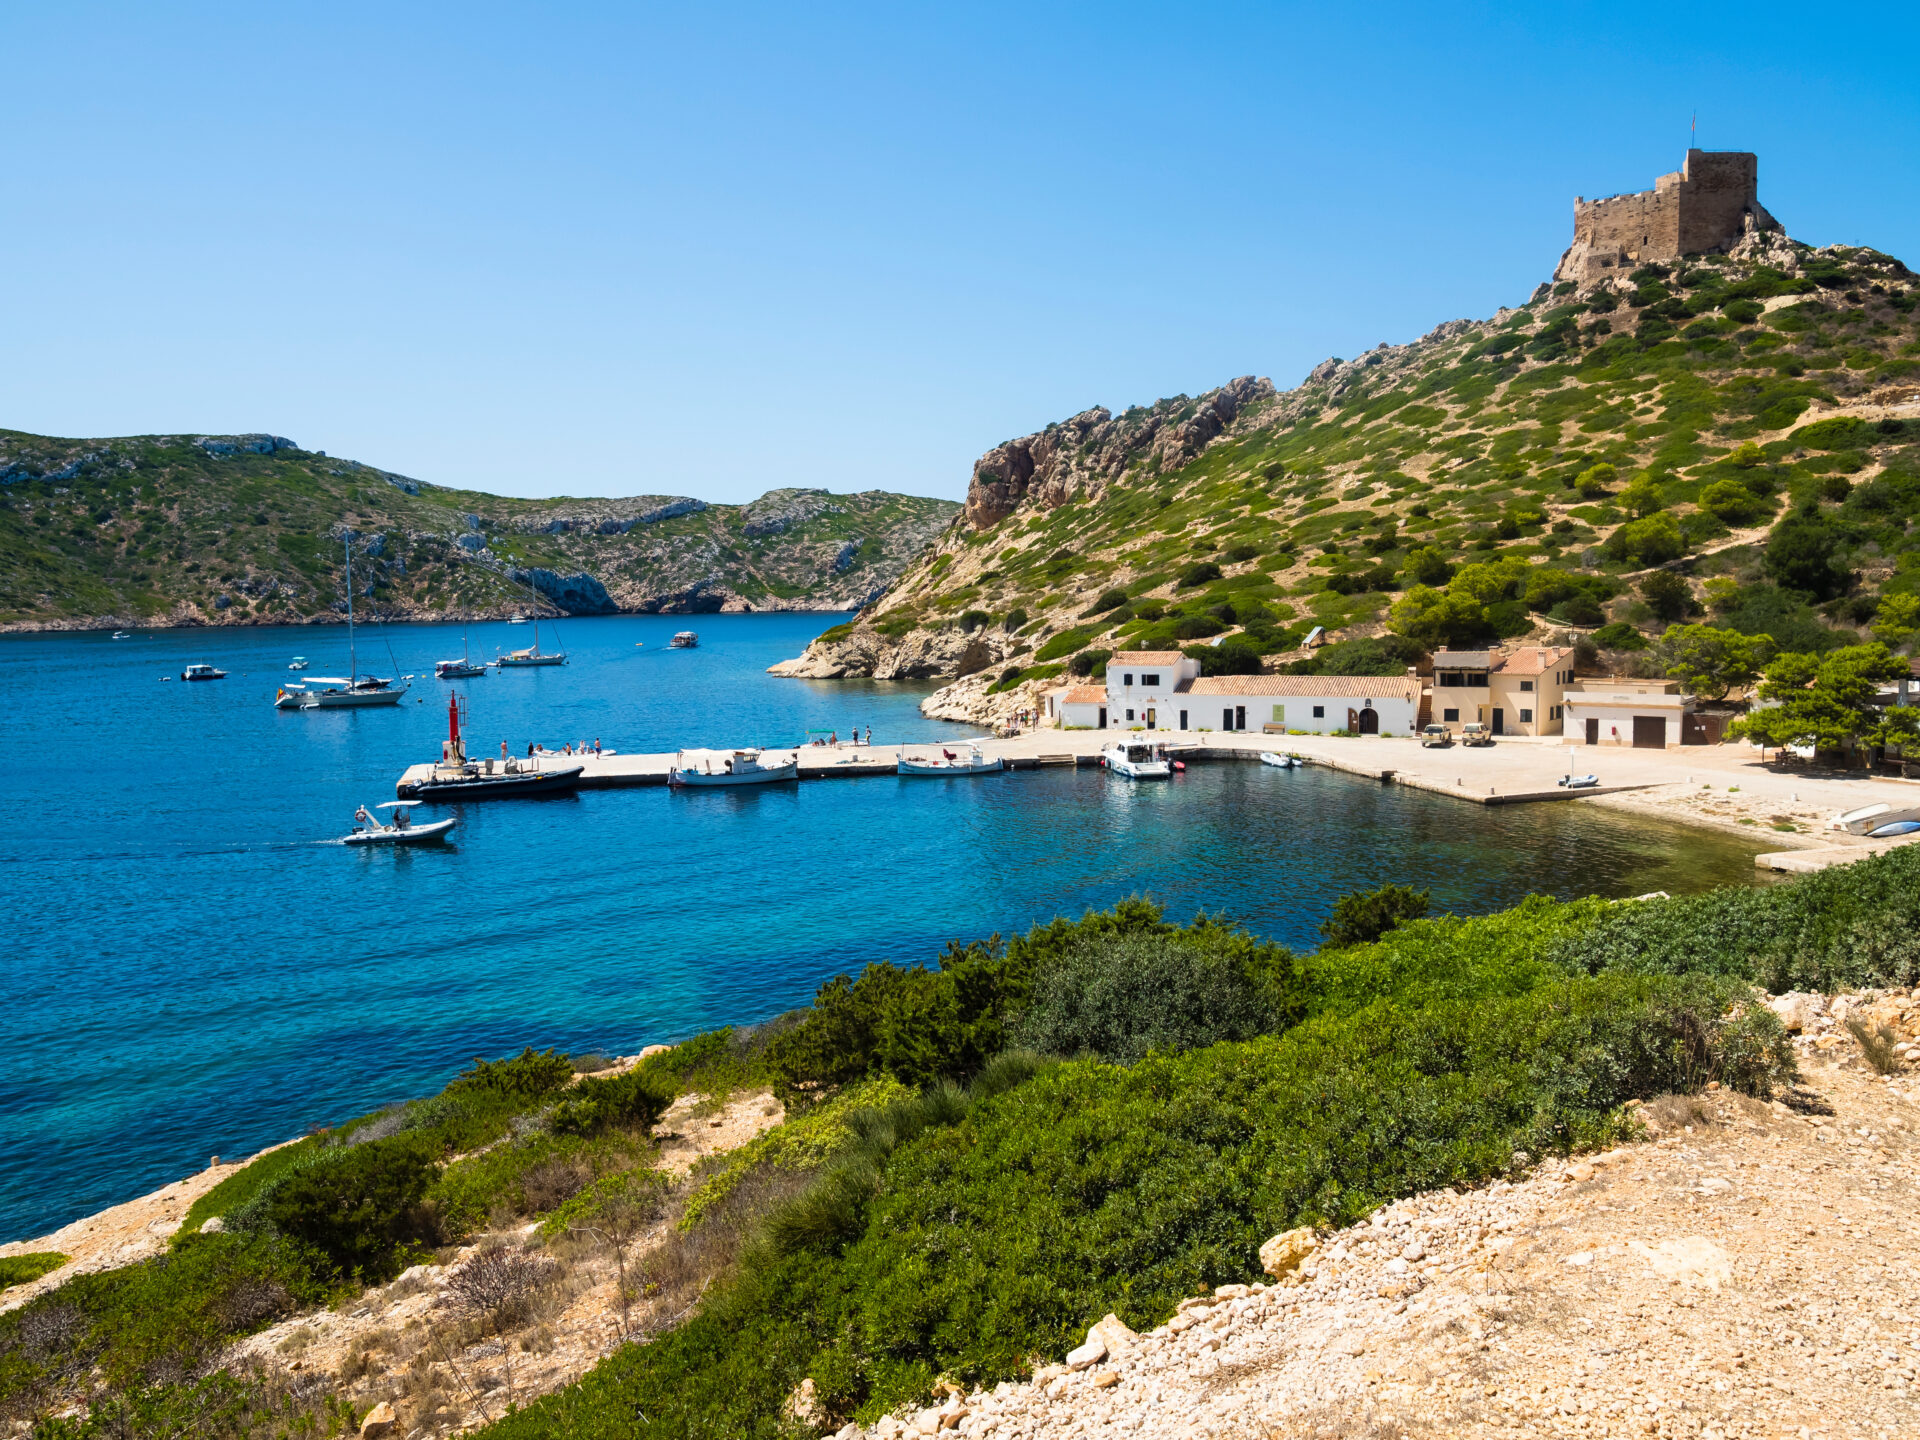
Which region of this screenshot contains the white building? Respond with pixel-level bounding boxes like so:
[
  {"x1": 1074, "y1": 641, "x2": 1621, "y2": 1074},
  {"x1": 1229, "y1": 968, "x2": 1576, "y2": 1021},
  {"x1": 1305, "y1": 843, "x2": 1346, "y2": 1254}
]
[
  {"x1": 1190, "y1": 674, "x2": 1422, "y2": 735},
  {"x1": 1062, "y1": 652, "x2": 1422, "y2": 735},
  {"x1": 1563, "y1": 678, "x2": 1696, "y2": 749}
]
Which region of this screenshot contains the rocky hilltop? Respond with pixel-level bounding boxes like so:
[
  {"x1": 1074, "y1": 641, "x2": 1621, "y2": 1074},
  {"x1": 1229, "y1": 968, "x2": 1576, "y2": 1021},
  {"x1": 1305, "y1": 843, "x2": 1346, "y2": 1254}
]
[
  {"x1": 773, "y1": 229, "x2": 1920, "y2": 727},
  {"x1": 0, "y1": 431, "x2": 958, "y2": 629}
]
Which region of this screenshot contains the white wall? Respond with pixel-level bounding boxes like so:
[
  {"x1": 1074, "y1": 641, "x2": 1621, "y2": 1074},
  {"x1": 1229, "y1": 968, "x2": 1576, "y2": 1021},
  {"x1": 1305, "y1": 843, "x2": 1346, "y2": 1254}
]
[{"x1": 1244, "y1": 695, "x2": 1419, "y2": 736}]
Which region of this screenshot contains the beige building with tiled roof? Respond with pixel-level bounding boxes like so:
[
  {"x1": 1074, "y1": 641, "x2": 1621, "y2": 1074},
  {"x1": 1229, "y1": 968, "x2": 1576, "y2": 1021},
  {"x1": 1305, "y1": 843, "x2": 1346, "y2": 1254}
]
[{"x1": 1431, "y1": 645, "x2": 1577, "y2": 738}]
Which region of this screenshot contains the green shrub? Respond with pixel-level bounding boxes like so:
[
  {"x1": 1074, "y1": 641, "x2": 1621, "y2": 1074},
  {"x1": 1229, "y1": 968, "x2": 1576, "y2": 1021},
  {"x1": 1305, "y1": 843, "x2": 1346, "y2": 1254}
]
[
  {"x1": 1222, "y1": 542, "x2": 1262, "y2": 563},
  {"x1": 1183, "y1": 638, "x2": 1263, "y2": 676},
  {"x1": 1088, "y1": 587, "x2": 1129, "y2": 613},
  {"x1": 0, "y1": 1252, "x2": 66, "y2": 1290},
  {"x1": 1067, "y1": 647, "x2": 1111, "y2": 678},
  {"x1": 958, "y1": 609, "x2": 991, "y2": 633},
  {"x1": 817, "y1": 622, "x2": 855, "y2": 644},
  {"x1": 1764, "y1": 514, "x2": 1853, "y2": 601},
  {"x1": 1591, "y1": 621, "x2": 1647, "y2": 651},
  {"x1": 1641, "y1": 571, "x2": 1692, "y2": 623},
  {"x1": 245, "y1": 1136, "x2": 438, "y2": 1282},
  {"x1": 1319, "y1": 884, "x2": 1430, "y2": 947},
  {"x1": 1698, "y1": 478, "x2": 1769, "y2": 525},
  {"x1": 179, "y1": 1140, "x2": 320, "y2": 1237},
  {"x1": 1011, "y1": 931, "x2": 1288, "y2": 1063},
  {"x1": 1603, "y1": 512, "x2": 1685, "y2": 566},
  {"x1": 1002, "y1": 607, "x2": 1028, "y2": 631},
  {"x1": 549, "y1": 1066, "x2": 676, "y2": 1139},
  {"x1": 1177, "y1": 561, "x2": 1223, "y2": 588},
  {"x1": 1034, "y1": 625, "x2": 1104, "y2": 662}
]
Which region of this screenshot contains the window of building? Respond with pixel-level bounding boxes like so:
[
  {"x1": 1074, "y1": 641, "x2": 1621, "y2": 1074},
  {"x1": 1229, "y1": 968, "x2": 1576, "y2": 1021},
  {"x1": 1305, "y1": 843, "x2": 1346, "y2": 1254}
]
[
  {"x1": 1143, "y1": 673, "x2": 1160, "y2": 686},
  {"x1": 1125, "y1": 708, "x2": 1134, "y2": 721},
  {"x1": 1519, "y1": 680, "x2": 1534, "y2": 692},
  {"x1": 1271, "y1": 704, "x2": 1284, "y2": 723},
  {"x1": 1122, "y1": 673, "x2": 1134, "y2": 687},
  {"x1": 1443, "y1": 707, "x2": 1459, "y2": 723},
  {"x1": 1312, "y1": 705, "x2": 1325, "y2": 719},
  {"x1": 1519, "y1": 708, "x2": 1533, "y2": 723}
]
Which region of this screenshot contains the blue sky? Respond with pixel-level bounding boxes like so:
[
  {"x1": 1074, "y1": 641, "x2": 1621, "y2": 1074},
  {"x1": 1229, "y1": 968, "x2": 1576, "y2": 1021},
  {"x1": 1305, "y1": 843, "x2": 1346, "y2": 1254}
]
[{"x1": 4, "y1": 2, "x2": 1917, "y2": 504}]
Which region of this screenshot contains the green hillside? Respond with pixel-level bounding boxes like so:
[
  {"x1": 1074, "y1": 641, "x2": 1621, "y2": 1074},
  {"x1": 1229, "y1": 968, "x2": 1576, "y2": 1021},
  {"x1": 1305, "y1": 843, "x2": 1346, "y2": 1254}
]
[
  {"x1": 0, "y1": 432, "x2": 958, "y2": 629},
  {"x1": 801, "y1": 240, "x2": 1920, "y2": 691}
]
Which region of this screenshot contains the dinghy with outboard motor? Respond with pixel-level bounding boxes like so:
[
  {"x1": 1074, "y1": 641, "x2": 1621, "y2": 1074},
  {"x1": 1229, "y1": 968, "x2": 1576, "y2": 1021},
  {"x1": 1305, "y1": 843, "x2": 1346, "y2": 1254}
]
[{"x1": 343, "y1": 801, "x2": 456, "y2": 846}]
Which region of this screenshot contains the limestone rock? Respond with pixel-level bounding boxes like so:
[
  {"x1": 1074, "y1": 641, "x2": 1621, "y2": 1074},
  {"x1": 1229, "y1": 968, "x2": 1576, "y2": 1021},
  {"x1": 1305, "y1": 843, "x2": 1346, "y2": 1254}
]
[
  {"x1": 1768, "y1": 991, "x2": 1822, "y2": 1033},
  {"x1": 199, "y1": 1215, "x2": 226, "y2": 1234},
  {"x1": 785, "y1": 1378, "x2": 824, "y2": 1428},
  {"x1": 1065, "y1": 1334, "x2": 1107, "y2": 1370},
  {"x1": 1089, "y1": 1313, "x2": 1140, "y2": 1358},
  {"x1": 358, "y1": 1401, "x2": 396, "y2": 1439},
  {"x1": 638, "y1": 1044, "x2": 673, "y2": 1060},
  {"x1": 1259, "y1": 1227, "x2": 1318, "y2": 1280}
]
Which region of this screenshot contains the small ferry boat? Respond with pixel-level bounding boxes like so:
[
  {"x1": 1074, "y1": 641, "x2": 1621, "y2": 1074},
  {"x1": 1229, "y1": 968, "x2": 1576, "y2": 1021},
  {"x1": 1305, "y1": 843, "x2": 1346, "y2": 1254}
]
[
  {"x1": 1831, "y1": 801, "x2": 1920, "y2": 836},
  {"x1": 180, "y1": 663, "x2": 227, "y2": 681},
  {"x1": 897, "y1": 742, "x2": 1003, "y2": 776},
  {"x1": 670, "y1": 631, "x2": 699, "y2": 649},
  {"x1": 1101, "y1": 740, "x2": 1172, "y2": 779},
  {"x1": 288, "y1": 656, "x2": 310, "y2": 671},
  {"x1": 343, "y1": 801, "x2": 456, "y2": 846},
  {"x1": 668, "y1": 747, "x2": 798, "y2": 787}
]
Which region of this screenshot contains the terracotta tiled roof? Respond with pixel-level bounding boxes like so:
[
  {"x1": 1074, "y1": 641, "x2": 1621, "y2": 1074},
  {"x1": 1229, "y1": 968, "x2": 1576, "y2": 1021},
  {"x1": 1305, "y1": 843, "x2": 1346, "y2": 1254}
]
[
  {"x1": 1186, "y1": 675, "x2": 1423, "y2": 701},
  {"x1": 1061, "y1": 685, "x2": 1106, "y2": 704},
  {"x1": 1110, "y1": 651, "x2": 1185, "y2": 665},
  {"x1": 1494, "y1": 646, "x2": 1575, "y2": 677}
]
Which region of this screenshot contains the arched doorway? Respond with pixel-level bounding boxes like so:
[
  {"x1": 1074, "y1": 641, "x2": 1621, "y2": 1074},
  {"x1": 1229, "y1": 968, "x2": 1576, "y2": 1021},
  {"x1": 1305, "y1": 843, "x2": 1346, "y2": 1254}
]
[{"x1": 1357, "y1": 705, "x2": 1380, "y2": 735}]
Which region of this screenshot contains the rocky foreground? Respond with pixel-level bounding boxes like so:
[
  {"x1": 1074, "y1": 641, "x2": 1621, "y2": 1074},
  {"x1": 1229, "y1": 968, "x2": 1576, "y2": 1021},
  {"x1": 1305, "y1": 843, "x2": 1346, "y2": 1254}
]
[{"x1": 842, "y1": 990, "x2": 1920, "y2": 1440}]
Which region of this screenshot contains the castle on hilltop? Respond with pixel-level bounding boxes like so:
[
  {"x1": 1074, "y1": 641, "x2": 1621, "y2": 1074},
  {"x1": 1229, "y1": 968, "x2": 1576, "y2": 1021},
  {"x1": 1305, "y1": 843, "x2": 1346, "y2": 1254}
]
[{"x1": 1554, "y1": 149, "x2": 1783, "y2": 288}]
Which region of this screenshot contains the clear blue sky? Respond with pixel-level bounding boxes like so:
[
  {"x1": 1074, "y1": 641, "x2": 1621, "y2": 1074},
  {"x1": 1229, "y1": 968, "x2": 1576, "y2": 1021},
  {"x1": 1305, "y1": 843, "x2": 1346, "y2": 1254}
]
[{"x1": 4, "y1": 3, "x2": 1916, "y2": 504}]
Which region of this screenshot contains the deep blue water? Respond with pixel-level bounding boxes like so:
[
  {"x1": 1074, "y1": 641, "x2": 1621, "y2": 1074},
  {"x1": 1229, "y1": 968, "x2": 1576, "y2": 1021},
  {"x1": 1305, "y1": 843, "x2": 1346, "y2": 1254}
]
[{"x1": 2, "y1": 614, "x2": 1764, "y2": 1240}]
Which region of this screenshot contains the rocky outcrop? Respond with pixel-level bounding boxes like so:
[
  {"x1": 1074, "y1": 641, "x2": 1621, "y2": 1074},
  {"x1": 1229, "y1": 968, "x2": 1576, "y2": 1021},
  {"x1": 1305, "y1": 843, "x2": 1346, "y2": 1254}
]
[
  {"x1": 768, "y1": 626, "x2": 1005, "y2": 681},
  {"x1": 964, "y1": 377, "x2": 1276, "y2": 531},
  {"x1": 743, "y1": 488, "x2": 841, "y2": 537},
  {"x1": 511, "y1": 567, "x2": 618, "y2": 615}
]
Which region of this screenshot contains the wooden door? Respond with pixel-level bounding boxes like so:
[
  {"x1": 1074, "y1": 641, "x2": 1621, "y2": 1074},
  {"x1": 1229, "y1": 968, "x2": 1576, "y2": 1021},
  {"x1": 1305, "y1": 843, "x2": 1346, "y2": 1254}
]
[{"x1": 1632, "y1": 716, "x2": 1667, "y2": 749}]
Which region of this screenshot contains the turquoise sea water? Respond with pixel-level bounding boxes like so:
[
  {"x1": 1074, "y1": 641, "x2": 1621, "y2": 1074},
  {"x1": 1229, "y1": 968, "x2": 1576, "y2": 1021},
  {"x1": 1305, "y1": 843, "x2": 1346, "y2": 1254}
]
[{"x1": 2, "y1": 614, "x2": 1764, "y2": 1239}]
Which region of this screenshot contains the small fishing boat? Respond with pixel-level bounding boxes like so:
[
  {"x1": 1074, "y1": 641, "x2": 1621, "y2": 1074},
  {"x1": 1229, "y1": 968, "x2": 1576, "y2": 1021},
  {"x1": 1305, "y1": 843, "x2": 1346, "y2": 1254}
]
[
  {"x1": 288, "y1": 656, "x2": 310, "y2": 671},
  {"x1": 343, "y1": 801, "x2": 456, "y2": 846},
  {"x1": 668, "y1": 747, "x2": 798, "y2": 787},
  {"x1": 180, "y1": 663, "x2": 227, "y2": 681},
  {"x1": 1831, "y1": 801, "x2": 1920, "y2": 836},
  {"x1": 1259, "y1": 752, "x2": 1299, "y2": 769},
  {"x1": 111, "y1": 630, "x2": 131, "y2": 640},
  {"x1": 1101, "y1": 740, "x2": 1172, "y2": 779},
  {"x1": 1868, "y1": 819, "x2": 1920, "y2": 838},
  {"x1": 897, "y1": 742, "x2": 1003, "y2": 776},
  {"x1": 670, "y1": 631, "x2": 699, "y2": 649}
]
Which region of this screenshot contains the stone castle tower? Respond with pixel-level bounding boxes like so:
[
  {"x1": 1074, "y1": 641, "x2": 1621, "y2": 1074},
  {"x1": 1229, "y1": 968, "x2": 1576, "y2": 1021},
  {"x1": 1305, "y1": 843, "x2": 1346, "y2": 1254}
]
[{"x1": 1554, "y1": 150, "x2": 1783, "y2": 288}]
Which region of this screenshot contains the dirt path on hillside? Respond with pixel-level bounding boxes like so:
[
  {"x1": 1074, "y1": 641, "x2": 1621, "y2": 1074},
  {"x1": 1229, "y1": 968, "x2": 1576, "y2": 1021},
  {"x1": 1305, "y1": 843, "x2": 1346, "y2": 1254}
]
[{"x1": 872, "y1": 994, "x2": 1920, "y2": 1440}]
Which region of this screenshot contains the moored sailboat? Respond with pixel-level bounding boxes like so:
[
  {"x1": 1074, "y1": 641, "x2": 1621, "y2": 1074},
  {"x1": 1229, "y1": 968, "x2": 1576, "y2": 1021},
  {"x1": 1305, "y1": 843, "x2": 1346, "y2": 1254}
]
[{"x1": 277, "y1": 536, "x2": 409, "y2": 709}]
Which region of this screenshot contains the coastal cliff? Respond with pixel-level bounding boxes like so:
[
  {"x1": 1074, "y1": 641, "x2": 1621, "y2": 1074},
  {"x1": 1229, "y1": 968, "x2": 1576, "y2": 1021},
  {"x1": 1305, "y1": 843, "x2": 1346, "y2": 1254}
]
[
  {"x1": 0, "y1": 431, "x2": 959, "y2": 629},
  {"x1": 772, "y1": 235, "x2": 1920, "y2": 728}
]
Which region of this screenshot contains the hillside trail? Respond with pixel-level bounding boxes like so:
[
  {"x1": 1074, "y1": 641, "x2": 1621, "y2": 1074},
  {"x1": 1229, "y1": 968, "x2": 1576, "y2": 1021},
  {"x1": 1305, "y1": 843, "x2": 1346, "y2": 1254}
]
[{"x1": 872, "y1": 991, "x2": 1920, "y2": 1440}]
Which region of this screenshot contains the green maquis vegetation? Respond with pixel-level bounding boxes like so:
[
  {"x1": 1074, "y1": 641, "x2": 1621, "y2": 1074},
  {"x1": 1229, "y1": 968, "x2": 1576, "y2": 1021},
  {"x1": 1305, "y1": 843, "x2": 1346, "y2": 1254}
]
[
  {"x1": 829, "y1": 246, "x2": 1920, "y2": 700},
  {"x1": 23, "y1": 848, "x2": 1920, "y2": 1437},
  {"x1": 0, "y1": 431, "x2": 958, "y2": 627}
]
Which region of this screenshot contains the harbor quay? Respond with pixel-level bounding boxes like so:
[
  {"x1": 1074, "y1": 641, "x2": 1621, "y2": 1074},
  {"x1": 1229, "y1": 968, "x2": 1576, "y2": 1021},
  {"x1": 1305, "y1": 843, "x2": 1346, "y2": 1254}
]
[{"x1": 395, "y1": 730, "x2": 1920, "y2": 874}]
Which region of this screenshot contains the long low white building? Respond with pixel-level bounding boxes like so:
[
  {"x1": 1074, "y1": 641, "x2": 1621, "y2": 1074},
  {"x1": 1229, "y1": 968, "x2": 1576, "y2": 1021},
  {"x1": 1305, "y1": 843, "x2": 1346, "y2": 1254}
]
[
  {"x1": 1045, "y1": 652, "x2": 1423, "y2": 735},
  {"x1": 1563, "y1": 678, "x2": 1696, "y2": 749}
]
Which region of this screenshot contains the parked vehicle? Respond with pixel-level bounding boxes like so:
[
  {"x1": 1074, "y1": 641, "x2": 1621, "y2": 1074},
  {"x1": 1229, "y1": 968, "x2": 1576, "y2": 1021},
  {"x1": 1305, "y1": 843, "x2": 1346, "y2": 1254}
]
[
  {"x1": 1461, "y1": 722, "x2": 1493, "y2": 747},
  {"x1": 1420, "y1": 724, "x2": 1453, "y2": 748}
]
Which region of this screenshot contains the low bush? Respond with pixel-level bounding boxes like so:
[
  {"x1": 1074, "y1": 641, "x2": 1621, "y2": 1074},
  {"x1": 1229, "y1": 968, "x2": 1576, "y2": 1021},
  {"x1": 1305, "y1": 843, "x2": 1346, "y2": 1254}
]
[
  {"x1": 0, "y1": 1253, "x2": 66, "y2": 1291},
  {"x1": 1011, "y1": 930, "x2": 1287, "y2": 1064},
  {"x1": 179, "y1": 1140, "x2": 320, "y2": 1237},
  {"x1": 1592, "y1": 622, "x2": 1647, "y2": 651},
  {"x1": 1177, "y1": 561, "x2": 1223, "y2": 588},
  {"x1": 548, "y1": 1066, "x2": 676, "y2": 1139},
  {"x1": 242, "y1": 1136, "x2": 438, "y2": 1283},
  {"x1": 1319, "y1": 884, "x2": 1430, "y2": 947}
]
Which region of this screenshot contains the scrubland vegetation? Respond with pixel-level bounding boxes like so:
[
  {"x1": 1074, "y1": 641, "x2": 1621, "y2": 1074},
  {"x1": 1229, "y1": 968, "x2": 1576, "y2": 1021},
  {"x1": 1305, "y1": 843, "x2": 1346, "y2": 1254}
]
[{"x1": 17, "y1": 845, "x2": 1920, "y2": 1439}]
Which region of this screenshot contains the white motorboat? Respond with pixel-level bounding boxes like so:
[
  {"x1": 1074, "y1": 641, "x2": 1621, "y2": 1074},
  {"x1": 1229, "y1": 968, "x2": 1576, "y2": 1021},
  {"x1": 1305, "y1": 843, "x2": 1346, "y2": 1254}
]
[
  {"x1": 668, "y1": 747, "x2": 798, "y2": 787},
  {"x1": 288, "y1": 656, "x2": 310, "y2": 670},
  {"x1": 278, "y1": 537, "x2": 409, "y2": 709},
  {"x1": 1259, "y1": 752, "x2": 1300, "y2": 769},
  {"x1": 436, "y1": 629, "x2": 488, "y2": 679},
  {"x1": 343, "y1": 800, "x2": 456, "y2": 846},
  {"x1": 670, "y1": 631, "x2": 699, "y2": 649},
  {"x1": 1831, "y1": 801, "x2": 1920, "y2": 836},
  {"x1": 112, "y1": 630, "x2": 131, "y2": 640},
  {"x1": 1102, "y1": 740, "x2": 1172, "y2": 779},
  {"x1": 181, "y1": 663, "x2": 227, "y2": 681},
  {"x1": 507, "y1": 614, "x2": 527, "y2": 624},
  {"x1": 897, "y1": 741, "x2": 1003, "y2": 776},
  {"x1": 1558, "y1": 774, "x2": 1600, "y2": 789}
]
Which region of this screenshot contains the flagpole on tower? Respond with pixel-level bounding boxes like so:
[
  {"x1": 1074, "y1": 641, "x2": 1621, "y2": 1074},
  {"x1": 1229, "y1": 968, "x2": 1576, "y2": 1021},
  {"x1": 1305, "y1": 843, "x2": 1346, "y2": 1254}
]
[{"x1": 1691, "y1": 111, "x2": 1697, "y2": 151}]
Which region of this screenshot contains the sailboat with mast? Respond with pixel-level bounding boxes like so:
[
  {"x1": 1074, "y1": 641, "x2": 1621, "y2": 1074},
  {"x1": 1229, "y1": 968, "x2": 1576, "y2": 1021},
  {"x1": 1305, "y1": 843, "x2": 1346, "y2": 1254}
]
[
  {"x1": 275, "y1": 536, "x2": 411, "y2": 709},
  {"x1": 495, "y1": 600, "x2": 567, "y2": 667},
  {"x1": 435, "y1": 625, "x2": 489, "y2": 679}
]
